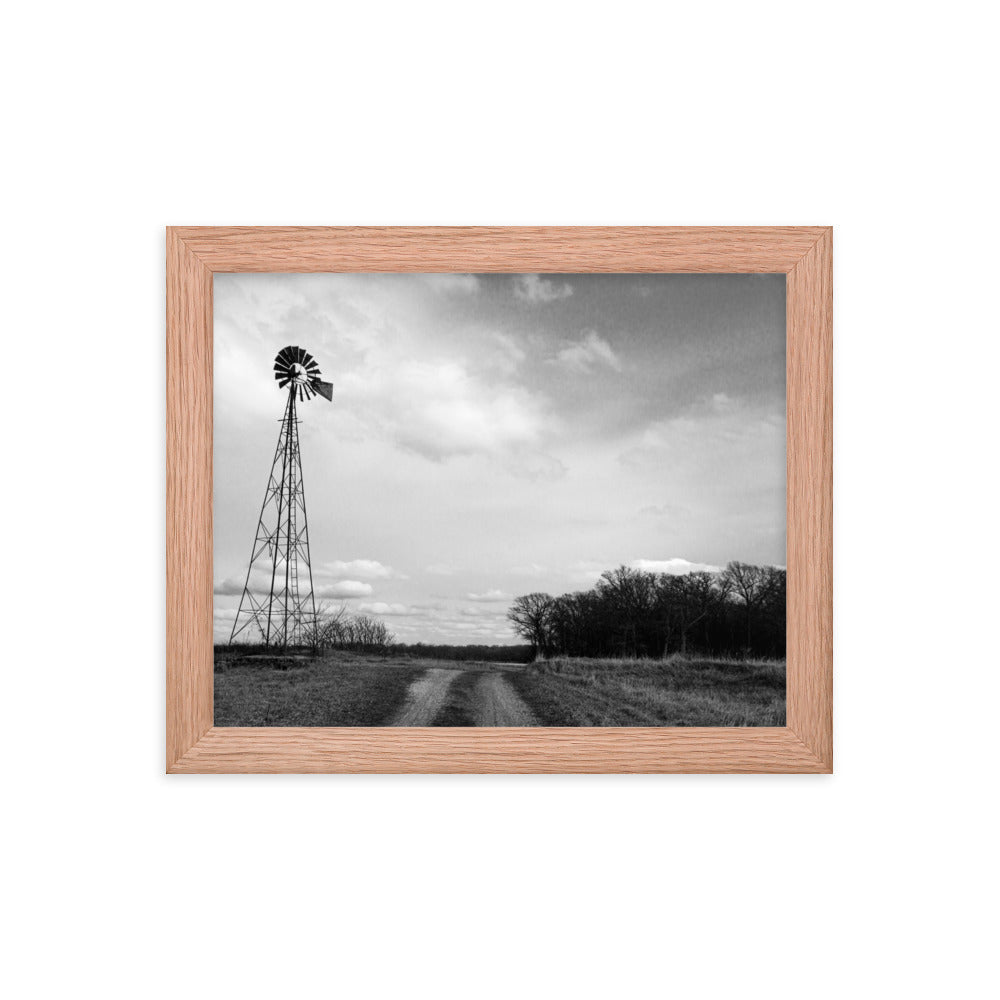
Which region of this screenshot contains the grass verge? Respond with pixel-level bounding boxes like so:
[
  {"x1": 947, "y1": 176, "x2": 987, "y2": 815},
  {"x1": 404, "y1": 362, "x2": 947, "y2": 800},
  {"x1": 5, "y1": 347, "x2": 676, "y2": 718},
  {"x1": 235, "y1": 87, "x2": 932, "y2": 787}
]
[
  {"x1": 214, "y1": 652, "x2": 421, "y2": 726},
  {"x1": 509, "y1": 655, "x2": 786, "y2": 727}
]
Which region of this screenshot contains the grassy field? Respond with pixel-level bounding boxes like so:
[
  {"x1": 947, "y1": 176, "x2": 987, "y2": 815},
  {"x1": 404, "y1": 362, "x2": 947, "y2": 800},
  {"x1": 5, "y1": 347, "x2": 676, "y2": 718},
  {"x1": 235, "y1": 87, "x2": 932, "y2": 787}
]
[
  {"x1": 508, "y1": 655, "x2": 786, "y2": 726},
  {"x1": 214, "y1": 650, "x2": 785, "y2": 726},
  {"x1": 214, "y1": 652, "x2": 421, "y2": 726}
]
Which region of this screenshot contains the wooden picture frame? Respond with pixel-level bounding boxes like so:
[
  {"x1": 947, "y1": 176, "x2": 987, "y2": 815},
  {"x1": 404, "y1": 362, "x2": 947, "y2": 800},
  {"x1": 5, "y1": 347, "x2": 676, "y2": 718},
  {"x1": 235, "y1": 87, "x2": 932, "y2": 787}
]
[{"x1": 167, "y1": 227, "x2": 832, "y2": 773}]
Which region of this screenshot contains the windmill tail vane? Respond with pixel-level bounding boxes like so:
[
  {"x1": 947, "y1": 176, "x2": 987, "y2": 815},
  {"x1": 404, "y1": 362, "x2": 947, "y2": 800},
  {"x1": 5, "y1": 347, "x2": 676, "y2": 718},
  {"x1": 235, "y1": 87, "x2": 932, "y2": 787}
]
[{"x1": 229, "y1": 346, "x2": 333, "y2": 647}]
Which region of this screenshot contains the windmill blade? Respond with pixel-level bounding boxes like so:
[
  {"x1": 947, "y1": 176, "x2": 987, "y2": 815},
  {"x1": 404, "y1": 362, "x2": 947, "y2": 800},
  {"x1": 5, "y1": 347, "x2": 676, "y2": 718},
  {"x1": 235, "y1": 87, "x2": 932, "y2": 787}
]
[{"x1": 274, "y1": 346, "x2": 329, "y2": 397}]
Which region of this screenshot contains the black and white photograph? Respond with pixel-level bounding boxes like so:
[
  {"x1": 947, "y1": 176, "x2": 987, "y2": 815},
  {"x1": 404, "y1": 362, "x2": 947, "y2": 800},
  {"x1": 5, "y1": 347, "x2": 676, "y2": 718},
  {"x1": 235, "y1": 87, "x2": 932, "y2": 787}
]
[{"x1": 213, "y1": 272, "x2": 787, "y2": 726}]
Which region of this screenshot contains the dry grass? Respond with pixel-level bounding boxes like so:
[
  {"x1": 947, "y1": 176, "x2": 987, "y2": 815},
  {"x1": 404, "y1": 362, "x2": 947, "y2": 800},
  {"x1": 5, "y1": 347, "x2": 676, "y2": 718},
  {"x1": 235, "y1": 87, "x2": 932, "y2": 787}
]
[
  {"x1": 214, "y1": 650, "x2": 785, "y2": 728},
  {"x1": 214, "y1": 651, "x2": 421, "y2": 726},
  {"x1": 509, "y1": 654, "x2": 785, "y2": 727}
]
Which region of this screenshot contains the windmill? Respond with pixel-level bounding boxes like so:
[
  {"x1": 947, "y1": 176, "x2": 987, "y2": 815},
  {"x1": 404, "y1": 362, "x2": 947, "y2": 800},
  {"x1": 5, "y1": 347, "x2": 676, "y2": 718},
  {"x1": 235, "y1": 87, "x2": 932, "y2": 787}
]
[{"x1": 229, "y1": 346, "x2": 334, "y2": 647}]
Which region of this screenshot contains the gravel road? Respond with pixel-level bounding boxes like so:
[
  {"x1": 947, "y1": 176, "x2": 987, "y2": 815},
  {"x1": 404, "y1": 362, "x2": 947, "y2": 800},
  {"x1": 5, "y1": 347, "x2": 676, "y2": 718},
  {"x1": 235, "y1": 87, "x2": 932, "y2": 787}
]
[
  {"x1": 390, "y1": 668, "x2": 459, "y2": 725},
  {"x1": 470, "y1": 672, "x2": 539, "y2": 726},
  {"x1": 391, "y1": 667, "x2": 539, "y2": 726}
]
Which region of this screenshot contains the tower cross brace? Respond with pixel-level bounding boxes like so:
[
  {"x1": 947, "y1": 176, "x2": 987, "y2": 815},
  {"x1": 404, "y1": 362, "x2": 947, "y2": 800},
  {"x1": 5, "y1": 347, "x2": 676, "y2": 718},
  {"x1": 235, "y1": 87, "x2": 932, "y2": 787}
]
[{"x1": 229, "y1": 385, "x2": 318, "y2": 647}]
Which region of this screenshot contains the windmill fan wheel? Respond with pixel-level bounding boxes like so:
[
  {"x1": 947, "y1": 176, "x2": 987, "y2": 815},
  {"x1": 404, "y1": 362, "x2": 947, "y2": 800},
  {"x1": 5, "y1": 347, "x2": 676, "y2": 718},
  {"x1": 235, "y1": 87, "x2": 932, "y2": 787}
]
[{"x1": 273, "y1": 346, "x2": 334, "y2": 402}]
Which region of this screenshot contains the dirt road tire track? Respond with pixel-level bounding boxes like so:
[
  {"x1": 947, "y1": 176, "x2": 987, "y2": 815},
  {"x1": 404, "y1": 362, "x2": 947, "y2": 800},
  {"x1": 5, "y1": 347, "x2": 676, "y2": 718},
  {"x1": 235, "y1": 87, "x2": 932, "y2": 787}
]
[
  {"x1": 470, "y1": 673, "x2": 539, "y2": 726},
  {"x1": 392, "y1": 668, "x2": 540, "y2": 726},
  {"x1": 390, "y1": 668, "x2": 459, "y2": 726}
]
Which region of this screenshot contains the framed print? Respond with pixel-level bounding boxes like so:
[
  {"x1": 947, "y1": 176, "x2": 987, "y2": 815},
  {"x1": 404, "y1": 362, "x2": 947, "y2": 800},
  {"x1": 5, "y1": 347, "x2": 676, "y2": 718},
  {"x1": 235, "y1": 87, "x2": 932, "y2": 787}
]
[{"x1": 167, "y1": 227, "x2": 832, "y2": 773}]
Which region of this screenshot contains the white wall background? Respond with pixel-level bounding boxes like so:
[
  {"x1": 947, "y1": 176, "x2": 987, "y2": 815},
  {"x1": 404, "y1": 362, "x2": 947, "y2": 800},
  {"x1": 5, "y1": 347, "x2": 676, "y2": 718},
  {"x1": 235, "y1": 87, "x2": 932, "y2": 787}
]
[{"x1": 4, "y1": 3, "x2": 996, "y2": 997}]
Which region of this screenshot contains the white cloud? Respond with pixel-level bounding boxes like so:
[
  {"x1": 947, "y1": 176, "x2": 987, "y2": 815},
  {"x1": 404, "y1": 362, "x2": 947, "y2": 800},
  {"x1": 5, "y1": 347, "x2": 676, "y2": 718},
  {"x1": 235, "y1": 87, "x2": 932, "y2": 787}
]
[
  {"x1": 513, "y1": 274, "x2": 573, "y2": 302},
  {"x1": 339, "y1": 358, "x2": 548, "y2": 461},
  {"x1": 315, "y1": 580, "x2": 373, "y2": 598},
  {"x1": 551, "y1": 331, "x2": 622, "y2": 373},
  {"x1": 458, "y1": 605, "x2": 509, "y2": 618},
  {"x1": 216, "y1": 564, "x2": 388, "y2": 598},
  {"x1": 466, "y1": 589, "x2": 513, "y2": 602},
  {"x1": 485, "y1": 331, "x2": 526, "y2": 374},
  {"x1": 356, "y1": 602, "x2": 420, "y2": 616},
  {"x1": 214, "y1": 275, "x2": 554, "y2": 470},
  {"x1": 315, "y1": 559, "x2": 401, "y2": 580},
  {"x1": 213, "y1": 607, "x2": 239, "y2": 639},
  {"x1": 214, "y1": 569, "x2": 311, "y2": 597},
  {"x1": 629, "y1": 558, "x2": 721, "y2": 575}
]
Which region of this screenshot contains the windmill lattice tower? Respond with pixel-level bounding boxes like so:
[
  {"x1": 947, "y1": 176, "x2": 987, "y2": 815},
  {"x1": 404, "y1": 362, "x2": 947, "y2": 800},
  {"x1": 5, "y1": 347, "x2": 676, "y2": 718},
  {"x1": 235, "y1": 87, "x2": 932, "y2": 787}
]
[{"x1": 229, "y1": 346, "x2": 333, "y2": 647}]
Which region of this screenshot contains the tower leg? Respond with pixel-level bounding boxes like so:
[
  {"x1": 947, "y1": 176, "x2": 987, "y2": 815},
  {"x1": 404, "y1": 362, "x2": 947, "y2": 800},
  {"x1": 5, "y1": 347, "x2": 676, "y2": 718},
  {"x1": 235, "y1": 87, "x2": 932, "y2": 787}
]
[{"x1": 228, "y1": 386, "x2": 317, "y2": 647}]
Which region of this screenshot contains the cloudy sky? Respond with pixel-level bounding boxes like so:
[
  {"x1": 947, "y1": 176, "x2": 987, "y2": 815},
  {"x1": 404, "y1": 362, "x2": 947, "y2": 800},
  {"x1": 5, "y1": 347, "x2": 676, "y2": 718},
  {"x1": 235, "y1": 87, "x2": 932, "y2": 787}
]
[{"x1": 213, "y1": 273, "x2": 785, "y2": 644}]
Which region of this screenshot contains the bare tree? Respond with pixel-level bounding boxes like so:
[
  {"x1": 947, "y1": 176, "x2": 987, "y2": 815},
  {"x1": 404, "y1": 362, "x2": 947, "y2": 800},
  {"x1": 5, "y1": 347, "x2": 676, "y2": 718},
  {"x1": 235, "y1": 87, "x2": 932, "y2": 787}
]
[
  {"x1": 507, "y1": 593, "x2": 556, "y2": 658},
  {"x1": 597, "y1": 565, "x2": 656, "y2": 657},
  {"x1": 346, "y1": 614, "x2": 395, "y2": 651},
  {"x1": 679, "y1": 571, "x2": 731, "y2": 654},
  {"x1": 759, "y1": 566, "x2": 786, "y2": 653},
  {"x1": 303, "y1": 604, "x2": 394, "y2": 653},
  {"x1": 722, "y1": 562, "x2": 772, "y2": 651},
  {"x1": 655, "y1": 571, "x2": 730, "y2": 656},
  {"x1": 549, "y1": 592, "x2": 596, "y2": 657},
  {"x1": 302, "y1": 602, "x2": 348, "y2": 652}
]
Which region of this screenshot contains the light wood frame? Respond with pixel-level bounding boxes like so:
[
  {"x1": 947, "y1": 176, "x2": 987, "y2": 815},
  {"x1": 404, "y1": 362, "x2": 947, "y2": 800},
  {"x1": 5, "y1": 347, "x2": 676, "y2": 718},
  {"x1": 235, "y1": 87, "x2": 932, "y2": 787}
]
[{"x1": 167, "y1": 227, "x2": 832, "y2": 773}]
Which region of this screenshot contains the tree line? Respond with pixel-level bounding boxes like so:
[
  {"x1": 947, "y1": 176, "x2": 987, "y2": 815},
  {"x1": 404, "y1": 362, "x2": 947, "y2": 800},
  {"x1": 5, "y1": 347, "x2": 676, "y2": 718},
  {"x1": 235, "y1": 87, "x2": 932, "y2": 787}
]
[
  {"x1": 506, "y1": 562, "x2": 785, "y2": 660},
  {"x1": 305, "y1": 604, "x2": 395, "y2": 652}
]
